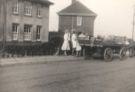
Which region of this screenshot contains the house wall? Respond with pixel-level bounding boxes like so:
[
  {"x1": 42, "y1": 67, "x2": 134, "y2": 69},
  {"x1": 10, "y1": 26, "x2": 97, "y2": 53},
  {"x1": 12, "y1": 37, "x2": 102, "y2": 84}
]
[
  {"x1": 0, "y1": 0, "x2": 50, "y2": 43},
  {"x1": 58, "y1": 15, "x2": 95, "y2": 36}
]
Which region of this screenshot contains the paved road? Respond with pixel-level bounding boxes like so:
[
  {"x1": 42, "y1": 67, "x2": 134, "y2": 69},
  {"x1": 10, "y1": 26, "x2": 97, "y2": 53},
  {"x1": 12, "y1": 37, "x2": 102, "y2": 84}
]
[{"x1": 0, "y1": 58, "x2": 135, "y2": 92}]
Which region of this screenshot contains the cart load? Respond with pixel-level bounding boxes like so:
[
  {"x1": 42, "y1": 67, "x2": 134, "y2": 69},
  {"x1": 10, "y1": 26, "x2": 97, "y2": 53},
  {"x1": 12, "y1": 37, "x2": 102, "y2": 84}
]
[{"x1": 78, "y1": 35, "x2": 130, "y2": 61}]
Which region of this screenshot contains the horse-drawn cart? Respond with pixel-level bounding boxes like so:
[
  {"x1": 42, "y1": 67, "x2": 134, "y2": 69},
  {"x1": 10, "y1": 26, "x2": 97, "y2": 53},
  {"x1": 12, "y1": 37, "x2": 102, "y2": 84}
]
[{"x1": 79, "y1": 37, "x2": 129, "y2": 61}]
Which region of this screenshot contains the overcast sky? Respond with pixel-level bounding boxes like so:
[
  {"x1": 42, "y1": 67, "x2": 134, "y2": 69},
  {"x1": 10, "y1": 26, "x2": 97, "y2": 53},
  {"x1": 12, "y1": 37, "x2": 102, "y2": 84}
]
[{"x1": 49, "y1": 0, "x2": 135, "y2": 38}]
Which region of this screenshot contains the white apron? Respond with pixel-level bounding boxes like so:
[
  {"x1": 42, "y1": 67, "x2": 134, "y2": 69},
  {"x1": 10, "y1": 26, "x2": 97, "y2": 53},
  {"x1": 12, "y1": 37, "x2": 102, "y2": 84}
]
[
  {"x1": 76, "y1": 41, "x2": 81, "y2": 51},
  {"x1": 71, "y1": 34, "x2": 77, "y2": 48},
  {"x1": 61, "y1": 33, "x2": 70, "y2": 51}
]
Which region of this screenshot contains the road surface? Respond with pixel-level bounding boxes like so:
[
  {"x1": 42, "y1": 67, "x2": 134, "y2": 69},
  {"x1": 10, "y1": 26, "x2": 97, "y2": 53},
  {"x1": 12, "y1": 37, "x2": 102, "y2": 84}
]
[{"x1": 0, "y1": 58, "x2": 135, "y2": 92}]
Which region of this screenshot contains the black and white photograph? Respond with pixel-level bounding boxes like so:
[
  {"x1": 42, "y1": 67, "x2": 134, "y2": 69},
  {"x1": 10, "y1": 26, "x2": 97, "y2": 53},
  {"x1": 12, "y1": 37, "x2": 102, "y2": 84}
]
[{"x1": 0, "y1": 0, "x2": 135, "y2": 92}]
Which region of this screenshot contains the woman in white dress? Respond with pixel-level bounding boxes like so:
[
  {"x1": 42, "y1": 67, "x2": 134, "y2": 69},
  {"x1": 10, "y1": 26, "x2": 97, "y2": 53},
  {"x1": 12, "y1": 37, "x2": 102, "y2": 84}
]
[
  {"x1": 61, "y1": 30, "x2": 71, "y2": 55},
  {"x1": 71, "y1": 31, "x2": 77, "y2": 55}
]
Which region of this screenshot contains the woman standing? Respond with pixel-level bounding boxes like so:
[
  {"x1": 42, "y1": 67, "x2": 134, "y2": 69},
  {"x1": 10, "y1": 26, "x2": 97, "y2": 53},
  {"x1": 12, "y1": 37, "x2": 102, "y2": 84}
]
[
  {"x1": 71, "y1": 31, "x2": 77, "y2": 55},
  {"x1": 61, "y1": 29, "x2": 71, "y2": 55}
]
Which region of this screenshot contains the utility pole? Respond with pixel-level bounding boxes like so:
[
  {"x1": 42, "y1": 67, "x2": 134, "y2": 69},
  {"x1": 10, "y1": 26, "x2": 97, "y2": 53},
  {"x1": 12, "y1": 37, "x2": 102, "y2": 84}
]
[{"x1": 132, "y1": 5, "x2": 135, "y2": 41}]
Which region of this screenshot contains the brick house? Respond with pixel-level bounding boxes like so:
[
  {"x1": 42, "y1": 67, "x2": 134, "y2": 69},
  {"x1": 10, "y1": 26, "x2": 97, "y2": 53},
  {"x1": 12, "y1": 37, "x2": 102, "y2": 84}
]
[
  {"x1": 0, "y1": 0, "x2": 53, "y2": 56},
  {"x1": 58, "y1": 0, "x2": 97, "y2": 36}
]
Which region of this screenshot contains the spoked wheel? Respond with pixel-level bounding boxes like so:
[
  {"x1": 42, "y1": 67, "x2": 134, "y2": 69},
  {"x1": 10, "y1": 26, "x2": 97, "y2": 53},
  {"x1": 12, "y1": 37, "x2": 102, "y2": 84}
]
[
  {"x1": 104, "y1": 48, "x2": 113, "y2": 61},
  {"x1": 129, "y1": 47, "x2": 135, "y2": 57},
  {"x1": 119, "y1": 47, "x2": 127, "y2": 60}
]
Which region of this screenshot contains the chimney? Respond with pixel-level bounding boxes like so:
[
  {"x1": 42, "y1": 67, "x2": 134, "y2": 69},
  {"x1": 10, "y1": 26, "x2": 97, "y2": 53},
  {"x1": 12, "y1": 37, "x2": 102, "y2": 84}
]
[{"x1": 72, "y1": 0, "x2": 76, "y2": 4}]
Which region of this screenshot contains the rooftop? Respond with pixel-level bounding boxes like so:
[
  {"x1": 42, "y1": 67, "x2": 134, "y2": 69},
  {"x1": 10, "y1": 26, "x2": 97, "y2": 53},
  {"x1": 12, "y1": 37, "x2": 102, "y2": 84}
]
[
  {"x1": 31, "y1": 0, "x2": 53, "y2": 5},
  {"x1": 58, "y1": 1, "x2": 97, "y2": 16}
]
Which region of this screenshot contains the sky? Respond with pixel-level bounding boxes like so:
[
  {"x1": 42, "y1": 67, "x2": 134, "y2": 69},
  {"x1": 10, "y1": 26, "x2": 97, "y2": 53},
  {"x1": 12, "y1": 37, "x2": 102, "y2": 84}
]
[{"x1": 49, "y1": 0, "x2": 135, "y2": 39}]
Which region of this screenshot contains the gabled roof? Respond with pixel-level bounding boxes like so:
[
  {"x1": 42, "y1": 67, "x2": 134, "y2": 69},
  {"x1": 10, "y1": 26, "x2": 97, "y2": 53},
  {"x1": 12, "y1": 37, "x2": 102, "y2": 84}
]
[
  {"x1": 31, "y1": 0, "x2": 53, "y2": 5},
  {"x1": 58, "y1": 1, "x2": 97, "y2": 17}
]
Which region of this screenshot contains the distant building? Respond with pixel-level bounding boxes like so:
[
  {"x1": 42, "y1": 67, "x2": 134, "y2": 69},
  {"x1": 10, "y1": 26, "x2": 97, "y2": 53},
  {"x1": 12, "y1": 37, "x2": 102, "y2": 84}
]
[
  {"x1": 58, "y1": 0, "x2": 97, "y2": 36},
  {"x1": 0, "y1": 0, "x2": 53, "y2": 56}
]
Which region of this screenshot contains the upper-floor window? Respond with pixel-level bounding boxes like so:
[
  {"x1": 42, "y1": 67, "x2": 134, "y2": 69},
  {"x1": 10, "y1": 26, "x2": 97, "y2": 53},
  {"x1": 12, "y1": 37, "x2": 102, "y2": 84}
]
[
  {"x1": 24, "y1": 24, "x2": 32, "y2": 41},
  {"x1": 37, "y1": 8, "x2": 42, "y2": 17},
  {"x1": 77, "y1": 16, "x2": 82, "y2": 26},
  {"x1": 36, "y1": 26, "x2": 41, "y2": 41},
  {"x1": 12, "y1": 2, "x2": 19, "y2": 14},
  {"x1": 12, "y1": 23, "x2": 19, "y2": 40},
  {"x1": 24, "y1": 4, "x2": 32, "y2": 16}
]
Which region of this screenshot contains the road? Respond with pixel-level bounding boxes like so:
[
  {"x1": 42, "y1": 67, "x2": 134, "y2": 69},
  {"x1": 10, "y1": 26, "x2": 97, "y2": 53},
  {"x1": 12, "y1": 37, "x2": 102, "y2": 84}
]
[{"x1": 0, "y1": 57, "x2": 135, "y2": 92}]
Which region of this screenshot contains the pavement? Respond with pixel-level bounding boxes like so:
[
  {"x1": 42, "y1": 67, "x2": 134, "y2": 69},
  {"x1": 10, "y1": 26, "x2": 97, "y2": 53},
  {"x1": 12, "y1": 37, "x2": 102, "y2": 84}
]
[{"x1": 0, "y1": 55, "x2": 83, "y2": 66}]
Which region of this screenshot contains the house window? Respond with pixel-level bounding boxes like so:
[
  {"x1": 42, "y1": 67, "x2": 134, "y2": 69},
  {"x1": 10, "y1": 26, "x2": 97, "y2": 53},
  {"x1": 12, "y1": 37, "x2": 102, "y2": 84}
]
[
  {"x1": 24, "y1": 4, "x2": 32, "y2": 16},
  {"x1": 37, "y1": 8, "x2": 42, "y2": 17},
  {"x1": 77, "y1": 16, "x2": 82, "y2": 26},
  {"x1": 36, "y1": 26, "x2": 41, "y2": 41},
  {"x1": 24, "y1": 25, "x2": 32, "y2": 41},
  {"x1": 12, "y1": 2, "x2": 19, "y2": 14},
  {"x1": 12, "y1": 23, "x2": 19, "y2": 40}
]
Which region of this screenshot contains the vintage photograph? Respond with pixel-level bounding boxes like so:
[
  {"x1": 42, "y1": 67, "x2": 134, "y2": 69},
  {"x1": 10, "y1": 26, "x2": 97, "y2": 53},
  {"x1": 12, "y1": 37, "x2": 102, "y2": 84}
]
[{"x1": 0, "y1": 0, "x2": 135, "y2": 92}]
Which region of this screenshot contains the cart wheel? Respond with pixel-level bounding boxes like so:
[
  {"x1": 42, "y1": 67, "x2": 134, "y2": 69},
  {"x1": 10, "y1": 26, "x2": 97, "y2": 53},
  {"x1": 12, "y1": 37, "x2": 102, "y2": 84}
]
[
  {"x1": 119, "y1": 47, "x2": 127, "y2": 60},
  {"x1": 133, "y1": 48, "x2": 135, "y2": 57},
  {"x1": 104, "y1": 48, "x2": 113, "y2": 61},
  {"x1": 129, "y1": 48, "x2": 135, "y2": 57}
]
